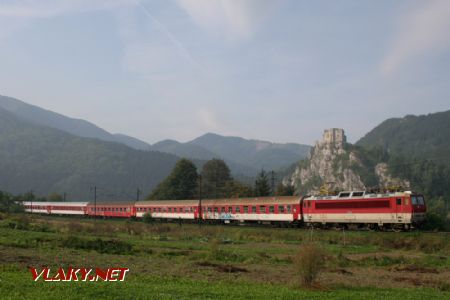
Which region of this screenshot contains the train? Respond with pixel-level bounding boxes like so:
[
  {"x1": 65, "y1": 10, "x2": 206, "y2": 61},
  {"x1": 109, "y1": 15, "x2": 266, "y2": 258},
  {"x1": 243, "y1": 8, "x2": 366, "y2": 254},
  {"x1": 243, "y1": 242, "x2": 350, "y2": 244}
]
[{"x1": 21, "y1": 190, "x2": 427, "y2": 230}]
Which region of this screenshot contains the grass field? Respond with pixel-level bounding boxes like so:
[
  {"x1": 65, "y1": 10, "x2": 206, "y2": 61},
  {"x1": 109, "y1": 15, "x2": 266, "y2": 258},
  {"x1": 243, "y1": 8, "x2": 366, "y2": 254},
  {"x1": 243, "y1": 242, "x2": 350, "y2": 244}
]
[{"x1": 0, "y1": 213, "x2": 449, "y2": 299}]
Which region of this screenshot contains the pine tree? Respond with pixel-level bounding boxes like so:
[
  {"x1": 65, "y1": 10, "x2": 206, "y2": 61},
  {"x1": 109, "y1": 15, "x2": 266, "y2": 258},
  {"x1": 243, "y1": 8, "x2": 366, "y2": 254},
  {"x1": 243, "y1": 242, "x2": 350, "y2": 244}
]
[
  {"x1": 254, "y1": 169, "x2": 271, "y2": 197},
  {"x1": 201, "y1": 159, "x2": 232, "y2": 199}
]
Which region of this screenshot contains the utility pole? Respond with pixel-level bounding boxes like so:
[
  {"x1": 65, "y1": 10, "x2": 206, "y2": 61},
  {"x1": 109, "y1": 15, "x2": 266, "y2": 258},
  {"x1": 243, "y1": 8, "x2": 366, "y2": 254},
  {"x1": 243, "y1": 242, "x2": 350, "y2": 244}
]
[
  {"x1": 198, "y1": 175, "x2": 202, "y2": 226},
  {"x1": 136, "y1": 188, "x2": 141, "y2": 202},
  {"x1": 270, "y1": 171, "x2": 276, "y2": 196},
  {"x1": 93, "y1": 186, "x2": 97, "y2": 219},
  {"x1": 30, "y1": 189, "x2": 33, "y2": 214},
  {"x1": 63, "y1": 192, "x2": 66, "y2": 202}
]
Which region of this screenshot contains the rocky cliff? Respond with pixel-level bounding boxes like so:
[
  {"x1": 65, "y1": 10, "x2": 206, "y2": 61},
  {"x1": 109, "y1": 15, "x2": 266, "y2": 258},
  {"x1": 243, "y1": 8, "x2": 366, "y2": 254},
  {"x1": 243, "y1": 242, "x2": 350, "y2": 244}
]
[{"x1": 285, "y1": 129, "x2": 409, "y2": 195}]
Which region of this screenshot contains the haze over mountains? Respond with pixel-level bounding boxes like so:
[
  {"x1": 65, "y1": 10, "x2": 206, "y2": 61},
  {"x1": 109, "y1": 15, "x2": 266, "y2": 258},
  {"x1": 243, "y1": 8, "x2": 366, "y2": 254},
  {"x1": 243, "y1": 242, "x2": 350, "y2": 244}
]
[
  {"x1": 0, "y1": 95, "x2": 311, "y2": 199},
  {"x1": 0, "y1": 95, "x2": 311, "y2": 175},
  {"x1": 1, "y1": 94, "x2": 448, "y2": 201},
  {"x1": 0, "y1": 105, "x2": 179, "y2": 201},
  {"x1": 0, "y1": 95, "x2": 151, "y2": 150}
]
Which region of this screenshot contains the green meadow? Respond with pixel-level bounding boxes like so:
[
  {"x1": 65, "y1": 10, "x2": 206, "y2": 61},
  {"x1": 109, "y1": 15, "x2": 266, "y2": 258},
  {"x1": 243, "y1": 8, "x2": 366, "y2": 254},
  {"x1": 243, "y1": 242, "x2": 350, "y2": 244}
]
[{"x1": 1, "y1": 214, "x2": 449, "y2": 299}]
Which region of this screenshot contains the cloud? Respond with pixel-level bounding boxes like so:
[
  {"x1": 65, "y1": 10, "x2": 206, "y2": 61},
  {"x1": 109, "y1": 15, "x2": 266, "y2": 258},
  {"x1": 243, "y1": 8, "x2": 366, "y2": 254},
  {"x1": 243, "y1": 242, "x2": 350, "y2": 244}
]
[
  {"x1": 175, "y1": 0, "x2": 278, "y2": 39},
  {"x1": 196, "y1": 108, "x2": 223, "y2": 132},
  {"x1": 380, "y1": 0, "x2": 450, "y2": 76}
]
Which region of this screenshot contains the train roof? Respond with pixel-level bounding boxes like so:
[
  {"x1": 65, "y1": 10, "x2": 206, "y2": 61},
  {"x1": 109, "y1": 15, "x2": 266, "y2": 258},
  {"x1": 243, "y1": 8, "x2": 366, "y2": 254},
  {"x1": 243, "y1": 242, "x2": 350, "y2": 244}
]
[
  {"x1": 305, "y1": 191, "x2": 420, "y2": 201},
  {"x1": 136, "y1": 200, "x2": 199, "y2": 206},
  {"x1": 86, "y1": 202, "x2": 135, "y2": 206},
  {"x1": 21, "y1": 201, "x2": 89, "y2": 206},
  {"x1": 201, "y1": 196, "x2": 300, "y2": 206}
]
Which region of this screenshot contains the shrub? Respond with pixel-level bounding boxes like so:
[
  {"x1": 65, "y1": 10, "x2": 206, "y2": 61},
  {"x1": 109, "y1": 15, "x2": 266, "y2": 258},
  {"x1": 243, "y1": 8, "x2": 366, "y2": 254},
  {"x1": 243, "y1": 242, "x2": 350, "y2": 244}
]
[
  {"x1": 61, "y1": 236, "x2": 133, "y2": 255},
  {"x1": 143, "y1": 212, "x2": 153, "y2": 224},
  {"x1": 294, "y1": 242, "x2": 326, "y2": 287}
]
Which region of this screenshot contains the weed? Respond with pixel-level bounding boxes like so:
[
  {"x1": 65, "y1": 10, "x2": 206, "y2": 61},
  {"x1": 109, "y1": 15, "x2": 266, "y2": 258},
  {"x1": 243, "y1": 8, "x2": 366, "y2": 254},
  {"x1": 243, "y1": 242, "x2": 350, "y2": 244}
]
[{"x1": 294, "y1": 242, "x2": 326, "y2": 287}]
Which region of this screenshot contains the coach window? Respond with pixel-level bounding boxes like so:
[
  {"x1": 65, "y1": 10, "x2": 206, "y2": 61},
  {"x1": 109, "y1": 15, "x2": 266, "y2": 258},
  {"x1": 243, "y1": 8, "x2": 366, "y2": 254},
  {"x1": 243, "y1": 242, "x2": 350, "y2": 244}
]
[
  {"x1": 208, "y1": 207, "x2": 212, "y2": 213},
  {"x1": 269, "y1": 206, "x2": 275, "y2": 213},
  {"x1": 235, "y1": 206, "x2": 241, "y2": 213},
  {"x1": 260, "y1": 206, "x2": 266, "y2": 213},
  {"x1": 396, "y1": 198, "x2": 402, "y2": 205},
  {"x1": 220, "y1": 207, "x2": 225, "y2": 213},
  {"x1": 228, "y1": 207, "x2": 232, "y2": 213},
  {"x1": 244, "y1": 206, "x2": 248, "y2": 213},
  {"x1": 214, "y1": 207, "x2": 218, "y2": 213},
  {"x1": 279, "y1": 206, "x2": 285, "y2": 213},
  {"x1": 287, "y1": 205, "x2": 291, "y2": 213},
  {"x1": 252, "y1": 206, "x2": 256, "y2": 213}
]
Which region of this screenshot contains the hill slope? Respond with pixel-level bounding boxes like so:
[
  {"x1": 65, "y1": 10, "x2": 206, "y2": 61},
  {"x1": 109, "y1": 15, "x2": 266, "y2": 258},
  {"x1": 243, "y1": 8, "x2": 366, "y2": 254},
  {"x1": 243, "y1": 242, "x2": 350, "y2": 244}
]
[
  {"x1": 356, "y1": 110, "x2": 450, "y2": 165},
  {"x1": 0, "y1": 107, "x2": 178, "y2": 200},
  {"x1": 0, "y1": 95, "x2": 151, "y2": 150},
  {"x1": 188, "y1": 133, "x2": 311, "y2": 172}
]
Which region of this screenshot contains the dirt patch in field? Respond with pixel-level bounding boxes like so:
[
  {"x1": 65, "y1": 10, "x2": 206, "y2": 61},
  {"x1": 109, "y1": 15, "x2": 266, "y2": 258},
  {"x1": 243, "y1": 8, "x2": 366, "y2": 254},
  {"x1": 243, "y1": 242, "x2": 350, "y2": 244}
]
[
  {"x1": 391, "y1": 265, "x2": 439, "y2": 274},
  {"x1": 196, "y1": 261, "x2": 248, "y2": 273},
  {"x1": 346, "y1": 251, "x2": 420, "y2": 261},
  {"x1": 329, "y1": 268, "x2": 353, "y2": 275}
]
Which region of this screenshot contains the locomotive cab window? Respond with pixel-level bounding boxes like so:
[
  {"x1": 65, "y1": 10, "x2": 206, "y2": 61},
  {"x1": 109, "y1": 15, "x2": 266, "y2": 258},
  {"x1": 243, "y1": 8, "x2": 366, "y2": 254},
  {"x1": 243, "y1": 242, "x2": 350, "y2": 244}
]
[
  {"x1": 396, "y1": 198, "x2": 402, "y2": 205},
  {"x1": 352, "y1": 191, "x2": 364, "y2": 197},
  {"x1": 418, "y1": 196, "x2": 425, "y2": 205}
]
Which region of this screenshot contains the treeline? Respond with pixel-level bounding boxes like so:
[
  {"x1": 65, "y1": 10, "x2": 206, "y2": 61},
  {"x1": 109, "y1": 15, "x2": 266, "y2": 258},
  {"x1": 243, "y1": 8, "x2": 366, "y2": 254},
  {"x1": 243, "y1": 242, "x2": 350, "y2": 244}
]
[
  {"x1": 147, "y1": 158, "x2": 294, "y2": 200},
  {"x1": 0, "y1": 191, "x2": 70, "y2": 213},
  {"x1": 388, "y1": 155, "x2": 450, "y2": 230},
  {"x1": 0, "y1": 191, "x2": 26, "y2": 213}
]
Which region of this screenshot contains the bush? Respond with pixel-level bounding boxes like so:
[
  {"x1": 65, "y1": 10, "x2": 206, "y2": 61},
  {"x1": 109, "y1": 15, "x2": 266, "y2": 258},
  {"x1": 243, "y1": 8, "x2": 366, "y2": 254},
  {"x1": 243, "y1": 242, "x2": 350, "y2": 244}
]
[
  {"x1": 61, "y1": 236, "x2": 133, "y2": 255},
  {"x1": 294, "y1": 242, "x2": 326, "y2": 287},
  {"x1": 143, "y1": 212, "x2": 153, "y2": 224}
]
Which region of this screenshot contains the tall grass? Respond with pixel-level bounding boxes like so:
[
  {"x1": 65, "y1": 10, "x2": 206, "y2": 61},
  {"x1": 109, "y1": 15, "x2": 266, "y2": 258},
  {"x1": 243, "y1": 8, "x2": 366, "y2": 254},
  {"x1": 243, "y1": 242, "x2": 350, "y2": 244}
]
[{"x1": 294, "y1": 242, "x2": 326, "y2": 287}]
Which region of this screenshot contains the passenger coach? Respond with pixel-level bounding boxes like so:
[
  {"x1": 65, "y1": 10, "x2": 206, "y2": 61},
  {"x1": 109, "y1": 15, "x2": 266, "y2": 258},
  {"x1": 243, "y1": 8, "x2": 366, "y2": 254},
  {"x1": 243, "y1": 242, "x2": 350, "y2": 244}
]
[
  {"x1": 22, "y1": 201, "x2": 88, "y2": 215},
  {"x1": 200, "y1": 196, "x2": 301, "y2": 224}
]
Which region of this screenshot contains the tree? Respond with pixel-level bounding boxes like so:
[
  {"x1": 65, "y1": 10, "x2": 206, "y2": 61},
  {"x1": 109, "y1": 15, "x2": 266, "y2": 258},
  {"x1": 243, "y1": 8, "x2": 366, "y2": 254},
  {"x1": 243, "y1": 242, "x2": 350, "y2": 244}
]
[
  {"x1": 224, "y1": 180, "x2": 254, "y2": 198},
  {"x1": 275, "y1": 183, "x2": 294, "y2": 196},
  {"x1": 0, "y1": 191, "x2": 24, "y2": 213},
  {"x1": 254, "y1": 169, "x2": 271, "y2": 197},
  {"x1": 48, "y1": 193, "x2": 64, "y2": 202},
  {"x1": 147, "y1": 159, "x2": 198, "y2": 200},
  {"x1": 201, "y1": 159, "x2": 232, "y2": 199}
]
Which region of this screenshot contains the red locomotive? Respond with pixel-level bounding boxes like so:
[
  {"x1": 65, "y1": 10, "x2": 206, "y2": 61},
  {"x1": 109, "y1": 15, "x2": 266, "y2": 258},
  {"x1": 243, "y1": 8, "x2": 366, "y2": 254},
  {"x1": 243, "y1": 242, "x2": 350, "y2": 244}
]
[
  {"x1": 22, "y1": 190, "x2": 427, "y2": 230},
  {"x1": 302, "y1": 191, "x2": 426, "y2": 230}
]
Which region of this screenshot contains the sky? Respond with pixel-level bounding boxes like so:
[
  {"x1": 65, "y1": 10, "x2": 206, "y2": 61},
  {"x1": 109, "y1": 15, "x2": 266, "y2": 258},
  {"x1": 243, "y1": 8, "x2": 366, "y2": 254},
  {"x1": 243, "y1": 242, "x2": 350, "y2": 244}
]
[{"x1": 0, "y1": 0, "x2": 449, "y2": 145}]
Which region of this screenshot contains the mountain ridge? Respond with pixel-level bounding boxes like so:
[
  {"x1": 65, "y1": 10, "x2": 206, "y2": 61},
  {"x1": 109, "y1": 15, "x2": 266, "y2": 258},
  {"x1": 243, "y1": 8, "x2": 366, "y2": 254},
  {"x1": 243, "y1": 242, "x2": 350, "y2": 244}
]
[
  {"x1": 0, "y1": 95, "x2": 151, "y2": 150},
  {"x1": 0, "y1": 106, "x2": 178, "y2": 200}
]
